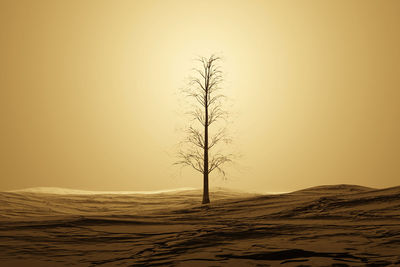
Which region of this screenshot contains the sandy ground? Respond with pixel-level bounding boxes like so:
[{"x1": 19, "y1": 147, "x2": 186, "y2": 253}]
[{"x1": 0, "y1": 185, "x2": 399, "y2": 266}]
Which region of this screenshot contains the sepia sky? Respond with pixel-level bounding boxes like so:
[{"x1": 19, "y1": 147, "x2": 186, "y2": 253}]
[{"x1": 1, "y1": 0, "x2": 399, "y2": 192}]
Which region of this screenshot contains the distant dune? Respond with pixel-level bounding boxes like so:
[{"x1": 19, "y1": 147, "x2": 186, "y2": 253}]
[
  {"x1": 0, "y1": 184, "x2": 399, "y2": 266},
  {"x1": 9, "y1": 186, "x2": 198, "y2": 195},
  {"x1": 291, "y1": 184, "x2": 374, "y2": 194}
]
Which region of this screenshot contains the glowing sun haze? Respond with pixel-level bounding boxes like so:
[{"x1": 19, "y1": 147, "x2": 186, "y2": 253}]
[{"x1": 1, "y1": 0, "x2": 399, "y2": 192}]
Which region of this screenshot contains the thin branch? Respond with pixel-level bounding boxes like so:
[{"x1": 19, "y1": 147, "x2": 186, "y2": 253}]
[
  {"x1": 208, "y1": 153, "x2": 233, "y2": 176},
  {"x1": 184, "y1": 126, "x2": 205, "y2": 149},
  {"x1": 174, "y1": 148, "x2": 204, "y2": 173},
  {"x1": 208, "y1": 128, "x2": 231, "y2": 149}
]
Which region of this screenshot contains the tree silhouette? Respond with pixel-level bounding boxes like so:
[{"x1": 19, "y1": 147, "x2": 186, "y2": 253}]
[{"x1": 176, "y1": 55, "x2": 232, "y2": 204}]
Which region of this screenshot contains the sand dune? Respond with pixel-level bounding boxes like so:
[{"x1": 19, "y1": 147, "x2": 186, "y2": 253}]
[
  {"x1": 0, "y1": 185, "x2": 399, "y2": 266},
  {"x1": 9, "y1": 187, "x2": 198, "y2": 195}
]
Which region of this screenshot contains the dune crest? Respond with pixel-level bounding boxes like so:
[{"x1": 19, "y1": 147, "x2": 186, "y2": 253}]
[{"x1": 8, "y1": 186, "x2": 197, "y2": 195}]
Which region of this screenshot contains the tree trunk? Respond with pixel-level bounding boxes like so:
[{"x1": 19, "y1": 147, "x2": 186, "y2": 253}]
[
  {"x1": 202, "y1": 122, "x2": 210, "y2": 204},
  {"x1": 202, "y1": 171, "x2": 209, "y2": 204},
  {"x1": 202, "y1": 74, "x2": 210, "y2": 204}
]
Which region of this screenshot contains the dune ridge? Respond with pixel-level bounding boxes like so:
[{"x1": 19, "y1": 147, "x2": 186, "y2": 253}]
[{"x1": 8, "y1": 186, "x2": 198, "y2": 195}]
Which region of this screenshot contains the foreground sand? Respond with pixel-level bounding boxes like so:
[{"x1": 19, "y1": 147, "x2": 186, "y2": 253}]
[{"x1": 0, "y1": 185, "x2": 399, "y2": 266}]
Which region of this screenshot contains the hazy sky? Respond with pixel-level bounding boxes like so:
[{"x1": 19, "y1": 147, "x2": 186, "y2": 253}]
[{"x1": 1, "y1": 0, "x2": 399, "y2": 192}]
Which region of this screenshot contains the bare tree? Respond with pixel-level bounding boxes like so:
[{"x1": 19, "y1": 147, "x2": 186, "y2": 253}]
[{"x1": 175, "y1": 55, "x2": 232, "y2": 204}]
